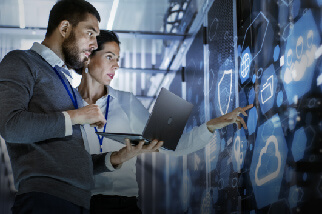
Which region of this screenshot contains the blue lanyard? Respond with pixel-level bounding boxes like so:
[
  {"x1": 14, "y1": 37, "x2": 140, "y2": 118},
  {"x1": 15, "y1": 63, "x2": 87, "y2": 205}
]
[
  {"x1": 53, "y1": 67, "x2": 78, "y2": 109},
  {"x1": 94, "y1": 95, "x2": 110, "y2": 152}
]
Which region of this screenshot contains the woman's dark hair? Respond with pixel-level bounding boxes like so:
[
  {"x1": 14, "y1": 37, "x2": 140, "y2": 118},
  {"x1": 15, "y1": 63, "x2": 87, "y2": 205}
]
[
  {"x1": 46, "y1": 0, "x2": 101, "y2": 37},
  {"x1": 92, "y1": 30, "x2": 121, "y2": 56}
]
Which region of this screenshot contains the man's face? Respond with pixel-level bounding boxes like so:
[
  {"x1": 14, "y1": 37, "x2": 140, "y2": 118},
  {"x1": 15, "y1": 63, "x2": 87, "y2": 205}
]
[{"x1": 62, "y1": 13, "x2": 100, "y2": 69}]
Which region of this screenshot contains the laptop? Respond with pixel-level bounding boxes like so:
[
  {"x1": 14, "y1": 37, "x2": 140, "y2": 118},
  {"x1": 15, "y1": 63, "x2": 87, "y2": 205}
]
[{"x1": 96, "y1": 87, "x2": 193, "y2": 151}]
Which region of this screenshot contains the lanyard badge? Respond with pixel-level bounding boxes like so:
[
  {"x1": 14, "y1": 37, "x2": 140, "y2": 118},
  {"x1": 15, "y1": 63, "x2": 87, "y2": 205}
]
[
  {"x1": 94, "y1": 95, "x2": 111, "y2": 152},
  {"x1": 53, "y1": 67, "x2": 78, "y2": 109}
]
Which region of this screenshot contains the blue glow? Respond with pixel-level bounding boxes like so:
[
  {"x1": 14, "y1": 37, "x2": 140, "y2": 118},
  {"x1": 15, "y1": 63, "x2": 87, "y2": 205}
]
[
  {"x1": 232, "y1": 128, "x2": 247, "y2": 172},
  {"x1": 291, "y1": 0, "x2": 300, "y2": 18},
  {"x1": 277, "y1": 91, "x2": 283, "y2": 107},
  {"x1": 248, "y1": 88, "x2": 255, "y2": 104},
  {"x1": 237, "y1": 45, "x2": 242, "y2": 56},
  {"x1": 291, "y1": 127, "x2": 307, "y2": 162},
  {"x1": 250, "y1": 143, "x2": 253, "y2": 151},
  {"x1": 249, "y1": 114, "x2": 288, "y2": 209},
  {"x1": 288, "y1": 186, "x2": 299, "y2": 208},
  {"x1": 221, "y1": 138, "x2": 226, "y2": 152},
  {"x1": 318, "y1": 0, "x2": 322, "y2": 7},
  {"x1": 240, "y1": 47, "x2": 252, "y2": 84},
  {"x1": 252, "y1": 74, "x2": 256, "y2": 83},
  {"x1": 281, "y1": 10, "x2": 321, "y2": 104},
  {"x1": 285, "y1": 167, "x2": 294, "y2": 183},
  {"x1": 214, "y1": 57, "x2": 234, "y2": 117},
  {"x1": 259, "y1": 64, "x2": 278, "y2": 114},
  {"x1": 288, "y1": 108, "x2": 298, "y2": 131},
  {"x1": 303, "y1": 173, "x2": 307, "y2": 181},
  {"x1": 273, "y1": 45, "x2": 280, "y2": 62},
  {"x1": 247, "y1": 107, "x2": 258, "y2": 135}
]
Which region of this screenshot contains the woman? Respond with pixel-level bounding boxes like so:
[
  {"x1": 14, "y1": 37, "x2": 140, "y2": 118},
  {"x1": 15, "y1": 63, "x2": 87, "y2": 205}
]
[{"x1": 78, "y1": 30, "x2": 252, "y2": 214}]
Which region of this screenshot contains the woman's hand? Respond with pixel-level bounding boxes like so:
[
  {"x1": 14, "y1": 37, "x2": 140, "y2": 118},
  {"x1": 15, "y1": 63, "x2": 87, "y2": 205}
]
[
  {"x1": 110, "y1": 139, "x2": 163, "y2": 167},
  {"x1": 206, "y1": 104, "x2": 253, "y2": 133}
]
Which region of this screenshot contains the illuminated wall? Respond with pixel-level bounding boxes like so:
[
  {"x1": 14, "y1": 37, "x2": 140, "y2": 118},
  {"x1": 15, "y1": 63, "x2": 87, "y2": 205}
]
[{"x1": 138, "y1": 0, "x2": 321, "y2": 213}]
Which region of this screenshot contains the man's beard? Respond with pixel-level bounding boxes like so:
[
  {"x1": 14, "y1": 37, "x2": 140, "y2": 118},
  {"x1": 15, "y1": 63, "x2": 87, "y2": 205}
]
[{"x1": 62, "y1": 30, "x2": 83, "y2": 70}]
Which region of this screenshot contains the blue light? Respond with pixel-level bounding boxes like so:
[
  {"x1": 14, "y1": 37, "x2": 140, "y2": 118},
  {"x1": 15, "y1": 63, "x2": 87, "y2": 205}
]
[
  {"x1": 240, "y1": 47, "x2": 252, "y2": 84},
  {"x1": 277, "y1": 91, "x2": 283, "y2": 107},
  {"x1": 247, "y1": 107, "x2": 258, "y2": 135},
  {"x1": 273, "y1": 45, "x2": 280, "y2": 62},
  {"x1": 259, "y1": 64, "x2": 278, "y2": 114},
  {"x1": 291, "y1": 127, "x2": 307, "y2": 162},
  {"x1": 249, "y1": 114, "x2": 288, "y2": 209},
  {"x1": 281, "y1": 10, "x2": 321, "y2": 104}
]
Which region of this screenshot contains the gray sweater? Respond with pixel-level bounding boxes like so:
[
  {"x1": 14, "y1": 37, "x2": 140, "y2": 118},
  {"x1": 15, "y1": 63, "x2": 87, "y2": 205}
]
[{"x1": 0, "y1": 50, "x2": 109, "y2": 209}]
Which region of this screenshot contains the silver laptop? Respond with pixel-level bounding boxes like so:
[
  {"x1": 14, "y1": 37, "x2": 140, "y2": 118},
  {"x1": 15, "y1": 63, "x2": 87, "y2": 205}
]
[{"x1": 96, "y1": 87, "x2": 193, "y2": 151}]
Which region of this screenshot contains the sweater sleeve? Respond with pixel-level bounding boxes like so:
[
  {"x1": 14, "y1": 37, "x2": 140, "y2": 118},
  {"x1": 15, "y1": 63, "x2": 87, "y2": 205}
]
[{"x1": 0, "y1": 51, "x2": 66, "y2": 143}]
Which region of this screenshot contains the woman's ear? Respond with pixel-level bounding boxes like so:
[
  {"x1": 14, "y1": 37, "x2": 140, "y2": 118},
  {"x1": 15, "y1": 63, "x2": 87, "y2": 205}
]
[{"x1": 58, "y1": 20, "x2": 71, "y2": 38}]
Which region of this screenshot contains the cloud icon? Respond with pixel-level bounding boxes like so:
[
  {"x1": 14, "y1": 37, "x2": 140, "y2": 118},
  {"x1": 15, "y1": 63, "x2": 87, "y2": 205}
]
[{"x1": 255, "y1": 135, "x2": 282, "y2": 186}]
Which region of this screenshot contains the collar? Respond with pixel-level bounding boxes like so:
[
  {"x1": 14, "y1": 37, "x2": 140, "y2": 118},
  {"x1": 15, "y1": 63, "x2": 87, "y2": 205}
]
[
  {"x1": 107, "y1": 86, "x2": 117, "y2": 99},
  {"x1": 30, "y1": 42, "x2": 73, "y2": 79}
]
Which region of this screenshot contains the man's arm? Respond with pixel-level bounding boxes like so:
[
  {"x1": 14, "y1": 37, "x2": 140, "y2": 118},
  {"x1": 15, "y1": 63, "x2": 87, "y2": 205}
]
[
  {"x1": 0, "y1": 52, "x2": 67, "y2": 143},
  {"x1": 0, "y1": 51, "x2": 106, "y2": 143}
]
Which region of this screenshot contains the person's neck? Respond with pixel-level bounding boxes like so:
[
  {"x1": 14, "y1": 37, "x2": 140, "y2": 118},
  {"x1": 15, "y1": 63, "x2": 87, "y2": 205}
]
[
  {"x1": 78, "y1": 75, "x2": 107, "y2": 105},
  {"x1": 41, "y1": 37, "x2": 65, "y2": 62}
]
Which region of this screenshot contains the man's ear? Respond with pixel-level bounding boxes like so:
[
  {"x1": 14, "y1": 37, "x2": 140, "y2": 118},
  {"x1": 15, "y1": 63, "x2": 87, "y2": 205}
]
[{"x1": 58, "y1": 20, "x2": 71, "y2": 38}]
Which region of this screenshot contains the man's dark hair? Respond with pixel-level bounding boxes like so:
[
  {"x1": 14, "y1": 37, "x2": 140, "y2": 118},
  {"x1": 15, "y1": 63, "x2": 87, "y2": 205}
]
[
  {"x1": 46, "y1": 0, "x2": 101, "y2": 37},
  {"x1": 92, "y1": 30, "x2": 121, "y2": 56}
]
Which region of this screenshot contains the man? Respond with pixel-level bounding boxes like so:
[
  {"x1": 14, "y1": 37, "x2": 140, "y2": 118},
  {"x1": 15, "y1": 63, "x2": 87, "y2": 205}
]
[{"x1": 0, "y1": 0, "x2": 161, "y2": 213}]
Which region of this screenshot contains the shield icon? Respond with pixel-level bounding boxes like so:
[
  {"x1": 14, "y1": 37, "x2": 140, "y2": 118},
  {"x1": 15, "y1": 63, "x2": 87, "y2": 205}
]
[{"x1": 218, "y1": 69, "x2": 233, "y2": 115}]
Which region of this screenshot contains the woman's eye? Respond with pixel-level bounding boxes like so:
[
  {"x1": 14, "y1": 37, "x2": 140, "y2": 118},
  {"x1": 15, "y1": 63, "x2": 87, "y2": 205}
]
[{"x1": 88, "y1": 32, "x2": 93, "y2": 36}]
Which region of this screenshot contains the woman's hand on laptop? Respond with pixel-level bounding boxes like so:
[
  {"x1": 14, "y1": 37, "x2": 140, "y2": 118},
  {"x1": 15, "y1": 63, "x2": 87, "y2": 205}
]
[
  {"x1": 110, "y1": 139, "x2": 163, "y2": 167},
  {"x1": 206, "y1": 104, "x2": 253, "y2": 132}
]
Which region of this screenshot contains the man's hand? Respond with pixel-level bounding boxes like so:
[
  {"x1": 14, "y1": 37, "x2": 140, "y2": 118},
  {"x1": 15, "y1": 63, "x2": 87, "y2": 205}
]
[
  {"x1": 206, "y1": 104, "x2": 253, "y2": 133},
  {"x1": 66, "y1": 104, "x2": 106, "y2": 129},
  {"x1": 110, "y1": 139, "x2": 163, "y2": 167}
]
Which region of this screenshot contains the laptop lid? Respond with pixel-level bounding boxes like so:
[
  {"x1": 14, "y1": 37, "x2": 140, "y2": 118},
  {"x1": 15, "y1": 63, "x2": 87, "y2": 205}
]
[
  {"x1": 97, "y1": 88, "x2": 193, "y2": 151},
  {"x1": 141, "y1": 87, "x2": 193, "y2": 150}
]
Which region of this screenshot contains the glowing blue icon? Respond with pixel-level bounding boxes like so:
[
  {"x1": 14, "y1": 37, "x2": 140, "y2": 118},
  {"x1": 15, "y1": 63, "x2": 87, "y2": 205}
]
[
  {"x1": 281, "y1": 10, "x2": 321, "y2": 104},
  {"x1": 217, "y1": 69, "x2": 233, "y2": 116},
  {"x1": 281, "y1": 0, "x2": 294, "y2": 6},
  {"x1": 241, "y1": 12, "x2": 269, "y2": 62},
  {"x1": 277, "y1": 91, "x2": 283, "y2": 107},
  {"x1": 247, "y1": 107, "x2": 258, "y2": 135},
  {"x1": 232, "y1": 128, "x2": 247, "y2": 172},
  {"x1": 240, "y1": 47, "x2": 252, "y2": 83},
  {"x1": 288, "y1": 186, "x2": 303, "y2": 208},
  {"x1": 273, "y1": 45, "x2": 280, "y2": 62},
  {"x1": 209, "y1": 18, "x2": 219, "y2": 42},
  {"x1": 221, "y1": 138, "x2": 226, "y2": 152},
  {"x1": 248, "y1": 88, "x2": 255, "y2": 104},
  {"x1": 291, "y1": 127, "x2": 307, "y2": 162},
  {"x1": 250, "y1": 114, "x2": 288, "y2": 209},
  {"x1": 261, "y1": 75, "x2": 274, "y2": 104},
  {"x1": 259, "y1": 65, "x2": 278, "y2": 114}
]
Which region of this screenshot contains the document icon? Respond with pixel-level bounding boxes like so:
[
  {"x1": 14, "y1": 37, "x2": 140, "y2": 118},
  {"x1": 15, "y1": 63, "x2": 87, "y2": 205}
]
[{"x1": 261, "y1": 75, "x2": 274, "y2": 104}]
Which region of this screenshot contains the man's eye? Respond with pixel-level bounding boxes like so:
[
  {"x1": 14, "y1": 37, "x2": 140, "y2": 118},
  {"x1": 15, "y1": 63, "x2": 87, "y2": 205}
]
[
  {"x1": 88, "y1": 32, "x2": 93, "y2": 36},
  {"x1": 107, "y1": 56, "x2": 112, "y2": 60}
]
